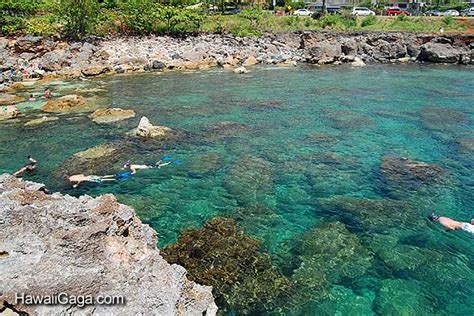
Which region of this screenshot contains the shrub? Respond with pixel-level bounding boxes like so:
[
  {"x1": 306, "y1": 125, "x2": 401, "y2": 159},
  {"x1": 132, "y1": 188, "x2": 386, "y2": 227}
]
[
  {"x1": 25, "y1": 15, "x2": 61, "y2": 36},
  {"x1": 396, "y1": 13, "x2": 408, "y2": 22},
  {"x1": 238, "y1": 9, "x2": 263, "y2": 29},
  {"x1": 58, "y1": 0, "x2": 100, "y2": 39},
  {"x1": 320, "y1": 14, "x2": 340, "y2": 28},
  {"x1": 443, "y1": 15, "x2": 454, "y2": 26},
  {"x1": 361, "y1": 14, "x2": 377, "y2": 27}
]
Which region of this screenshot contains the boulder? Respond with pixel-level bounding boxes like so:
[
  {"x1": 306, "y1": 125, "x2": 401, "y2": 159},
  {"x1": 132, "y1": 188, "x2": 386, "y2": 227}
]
[
  {"x1": 24, "y1": 116, "x2": 58, "y2": 127},
  {"x1": 81, "y1": 65, "x2": 110, "y2": 77},
  {"x1": 89, "y1": 108, "x2": 136, "y2": 124},
  {"x1": 14, "y1": 35, "x2": 43, "y2": 53},
  {"x1": 40, "y1": 51, "x2": 68, "y2": 72},
  {"x1": 0, "y1": 93, "x2": 24, "y2": 105},
  {"x1": 42, "y1": 95, "x2": 89, "y2": 113},
  {"x1": 351, "y1": 57, "x2": 366, "y2": 67},
  {"x1": 233, "y1": 66, "x2": 249, "y2": 74},
  {"x1": 305, "y1": 42, "x2": 342, "y2": 64},
  {"x1": 0, "y1": 106, "x2": 20, "y2": 120},
  {"x1": 0, "y1": 175, "x2": 217, "y2": 315},
  {"x1": 128, "y1": 116, "x2": 172, "y2": 138},
  {"x1": 418, "y1": 41, "x2": 468, "y2": 63},
  {"x1": 242, "y1": 56, "x2": 259, "y2": 67}
]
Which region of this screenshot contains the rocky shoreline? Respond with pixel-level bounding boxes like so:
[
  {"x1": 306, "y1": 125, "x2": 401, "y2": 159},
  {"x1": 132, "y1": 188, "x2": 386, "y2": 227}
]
[
  {"x1": 0, "y1": 31, "x2": 473, "y2": 87},
  {"x1": 0, "y1": 174, "x2": 218, "y2": 315}
]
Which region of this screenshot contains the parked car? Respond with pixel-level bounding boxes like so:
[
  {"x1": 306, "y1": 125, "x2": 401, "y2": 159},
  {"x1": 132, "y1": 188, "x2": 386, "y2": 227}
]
[
  {"x1": 442, "y1": 9, "x2": 460, "y2": 16},
  {"x1": 293, "y1": 9, "x2": 313, "y2": 16},
  {"x1": 386, "y1": 7, "x2": 411, "y2": 16},
  {"x1": 352, "y1": 7, "x2": 375, "y2": 16},
  {"x1": 425, "y1": 9, "x2": 443, "y2": 16},
  {"x1": 461, "y1": 7, "x2": 474, "y2": 16}
]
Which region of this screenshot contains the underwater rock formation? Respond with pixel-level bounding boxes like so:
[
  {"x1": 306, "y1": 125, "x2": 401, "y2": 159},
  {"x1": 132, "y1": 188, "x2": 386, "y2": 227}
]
[
  {"x1": 223, "y1": 155, "x2": 274, "y2": 206},
  {"x1": 161, "y1": 217, "x2": 291, "y2": 314},
  {"x1": 187, "y1": 152, "x2": 224, "y2": 178},
  {"x1": 289, "y1": 221, "x2": 372, "y2": 308},
  {"x1": 374, "y1": 279, "x2": 434, "y2": 315},
  {"x1": 24, "y1": 115, "x2": 58, "y2": 127},
  {"x1": 0, "y1": 174, "x2": 217, "y2": 315},
  {"x1": 380, "y1": 156, "x2": 445, "y2": 189},
  {"x1": 419, "y1": 106, "x2": 469, "y2": 132},
  {"x1": 204, "y1": 121, "x2": 252, "y2": 141},
  {"x1": 52, "y1": 143, "x2": 129, "y2": 185},
  {"x1": 321, "y1": 197, "x2": 421, "y2": 233},
  {"x1": 89, "y1": 108, "x2": 136, "y2": 124}
]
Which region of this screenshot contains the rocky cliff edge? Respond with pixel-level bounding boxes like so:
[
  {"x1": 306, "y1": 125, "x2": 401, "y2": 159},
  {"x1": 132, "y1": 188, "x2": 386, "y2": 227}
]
[{"x1": 0, "y1": 174, "x2": 217, "y2": 315}]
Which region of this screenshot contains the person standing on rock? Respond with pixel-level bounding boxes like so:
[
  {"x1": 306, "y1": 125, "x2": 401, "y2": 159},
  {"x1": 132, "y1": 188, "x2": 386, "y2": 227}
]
[
  {"x1": 13, "y1": 156, "x2": 37, "y2": 177},
  {"x1": 428, "y1": 213, "x2": 474, "y2": 234}
]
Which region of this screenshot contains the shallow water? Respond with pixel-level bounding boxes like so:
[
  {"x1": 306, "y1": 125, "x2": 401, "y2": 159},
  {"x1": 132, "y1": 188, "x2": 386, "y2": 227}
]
[{"x1": 1, "y1": 64, "x2": 473, "y2": 314}]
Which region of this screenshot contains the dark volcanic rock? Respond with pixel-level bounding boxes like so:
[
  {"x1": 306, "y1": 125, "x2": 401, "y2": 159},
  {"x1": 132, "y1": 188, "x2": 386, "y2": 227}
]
[
  {"x1": 0, "y1": 174, "x2": 217, "y2": 315},
  {"x1": 418, "y1": 41, "x2": 469, "y2": 64}
]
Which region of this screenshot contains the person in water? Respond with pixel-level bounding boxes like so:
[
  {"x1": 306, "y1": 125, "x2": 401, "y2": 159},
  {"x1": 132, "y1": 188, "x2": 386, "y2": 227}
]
[
  {"x1": 122, "y1": 159, "x2": 173, "y2": 175},
  {"x1": 428, "y1": 213, "x2": 474, "y2": 234},
  {"x1": 43, "y1": 87, "x2": 52, "y2": 99},
  {"x1": 28, "y1": 94, "x2": 36, "y2": 101},
  {"x1": 13, "y1": 156, "x2": 37, "y2": 176}
]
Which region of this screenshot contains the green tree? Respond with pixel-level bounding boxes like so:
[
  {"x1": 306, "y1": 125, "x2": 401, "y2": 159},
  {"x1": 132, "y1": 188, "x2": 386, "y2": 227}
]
[{"x1": 58, "y1": 0, "x2": 99, "y2": 39}]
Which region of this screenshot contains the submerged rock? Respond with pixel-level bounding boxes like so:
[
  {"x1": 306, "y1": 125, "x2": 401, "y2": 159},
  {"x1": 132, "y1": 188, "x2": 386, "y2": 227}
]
[
  {"x1": 419, "y1": 106, "x2": 468, "y2": 132},
  {"x1": 187, "y1": 152, "x2": 224, "y2": 178},
  {"x1": 24, "y1": 115, "x2": 58, "y2": 127},
  {"x1": 0, "y1": 174, "x2": 217, "y2": 315},
  {"x1": 52, "y1": 143, "x2": 127, "y2": 183},
  {"x1": 374, "y1": 279, "x2": 434, "y2": 315},
  {"x1": 204, "y1": 121, "x2": 251, "y2": 141},
  {"x1": 0, "y1": 93, "x2": 24, "y2": 106},
  {"x1": 322, "y1": 197, "x2": 419, "y2": 233},
  {"x1": 89, "y1": 108, "x2": 136, "y2": 124},
  {"x1": 0, "y1": 105, "x2": 20, "y2": 120},
  {"x1": 233, "y1": 66, "x2": 249, "y2": 74},
  {"x1": 128, "y1": 116, "x2": 172, "y2": 138},
  {"x1": 42, "y1": 94, "x2": 90, "y2": 113},
  {"x1": 380, "y1": 156, "x2": 445, "y2": 187},
  {"x1": 223, "y1": 156, "x2": 274, "y2": 206},
  {"x1": 162, "y1": 217, "x2": 291, "y2": 314}
]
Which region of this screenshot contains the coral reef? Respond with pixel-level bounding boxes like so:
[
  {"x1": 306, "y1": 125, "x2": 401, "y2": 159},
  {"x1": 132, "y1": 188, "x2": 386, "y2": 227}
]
[{"x1": 161, "y1": 217, "x2": 291, "y2": 314}]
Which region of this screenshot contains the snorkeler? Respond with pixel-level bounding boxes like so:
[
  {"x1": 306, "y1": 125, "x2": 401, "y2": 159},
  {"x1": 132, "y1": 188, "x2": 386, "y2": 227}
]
[
  {"x1": 68, "y1": 174, "x2": 108, "y2": 188},
  {"x1": 428, "y1": 213, "x2": 474, "y2": 234},
  {"x1": 122, "y1": 157, "x2": 177, "y2": 175},
  {"x1": 13, "y1": 156, "x2": 37, "y2": 177}
]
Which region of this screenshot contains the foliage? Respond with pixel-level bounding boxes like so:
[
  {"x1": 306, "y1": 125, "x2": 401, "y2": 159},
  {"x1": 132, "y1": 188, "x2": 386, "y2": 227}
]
[
  {"x1": 162, "y1": 217, "x2": 291, "y2": 314},
  {"x1": 291, "y1": 1, "x2": 306, "y2": 10},
  {"x1": 0, "y1": 0, "x2": 41, "y2": 35},
  {"x1": 320, "y1": 14, "x2": 340, "y2": 28},
  {"x1": 57, "y1": 0, "x2": 100, "y2": 39},
  {"x1": 238, "y1": 9, "x2": 262, "y2": 29},
  {"x1": 443, "y1": 15, "x2": 454, "y2": 26},
  {"x1": 361, "y1": 14, "x2": 377, "y2": 27},
  {"x1": 25, "y1": 15, "x2": 61, "y2": 37},
  {"x1": 396, "y1": 13, "x2": 409, "y2": 22}
]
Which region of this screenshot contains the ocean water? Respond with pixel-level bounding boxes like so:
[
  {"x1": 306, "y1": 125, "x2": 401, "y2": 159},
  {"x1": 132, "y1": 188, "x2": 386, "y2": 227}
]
[{"x1": 1, "y1": 64, "x2": 473, "y2": 314}]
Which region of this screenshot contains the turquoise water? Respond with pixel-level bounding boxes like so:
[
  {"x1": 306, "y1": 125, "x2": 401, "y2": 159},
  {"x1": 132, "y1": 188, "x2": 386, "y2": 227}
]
[{"x1": 1, "y1": 64, "x2": 473, "y2": 314}]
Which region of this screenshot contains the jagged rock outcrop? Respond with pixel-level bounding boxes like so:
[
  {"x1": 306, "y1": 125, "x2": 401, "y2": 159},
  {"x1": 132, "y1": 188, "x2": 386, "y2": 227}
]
[
  {"x1": 0, "y1": 174, "x2": 217, "y2": 315},
  {"x1": 42, "y1": 94, "x2": 90, "y2": 113},
  {"x1": 128, "y1": 116, "x2": 173, "y2": 138}
]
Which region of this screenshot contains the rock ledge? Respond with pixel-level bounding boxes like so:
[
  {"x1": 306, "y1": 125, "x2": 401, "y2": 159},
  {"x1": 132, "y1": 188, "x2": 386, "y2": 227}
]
[{"x1": 0, "y1": 174, "x2": 217, "y2": 315}]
